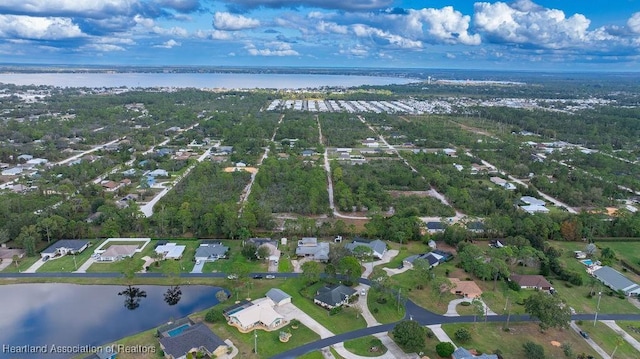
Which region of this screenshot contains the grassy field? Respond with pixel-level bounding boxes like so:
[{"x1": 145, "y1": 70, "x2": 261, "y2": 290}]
[
  {"x1": 367, "y1": 287, "x2": 405, "y2": 323},
  {"x1": 1, "y1": 255, "x2": 40, "y2": 273},
  {"x1": 343, "y1": 336, "x2": 387, "y2": 357},
  {"x1": 376, "y1": 241, "x2": 429, "y2": 271},
  {"x1": 389, "y1": 260, "x2": 458, "y2": 314},
  {"x1": 71, "y1": 325, "x2": 163, "y2": 359},
  {"x1": 441, "y1": 322, "x2": 600, "y2": 359},
  {"x1": 575, "y1": 321, "x2": 640, "y2": 359},
  {"x1": 278, "y1": 278, "x2": 367, "y2": 334},
  {"x1": 202, "y1": 240, "x2": 267, "y2": 274},
  {"x1": 298, "y1": 351, "x2": 325, "y2": 359},
  {"x1": 616, "y1": 321, "x2": 640, "y2": 343}
]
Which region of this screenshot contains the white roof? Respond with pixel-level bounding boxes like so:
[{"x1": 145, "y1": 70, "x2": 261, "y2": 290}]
[
  {"x1": 521, "y1": 196, "x2": 545, "y2": 206},
  {"x1": 229, "y1": 298, "x2": 283, "y2": 328},
  {"x1": 156, "y1": 243, "x2": 186, "y2": 259},
  {"x1": 521, "y1": 205, "x2": 549, "y2": 214}
]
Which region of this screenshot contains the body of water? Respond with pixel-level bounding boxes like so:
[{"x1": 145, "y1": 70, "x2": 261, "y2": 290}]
[
  {"x1": 0, "y1": 72, "x2": 417, "y2": 89},
  {"x1": 0, "y1": 284, "x2": 225, "y2": 359}
]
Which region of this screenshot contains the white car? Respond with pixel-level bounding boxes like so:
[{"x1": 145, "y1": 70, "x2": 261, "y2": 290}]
[
  {"x1": 196, "y1": 260, "x2": 201, "y2": 265},
  {"x1": 227, "y1": 274, "x2": 238, "y2": 280},
  {"x1": 265, "y1": 274, "x2": 276, "y2": 279},
  {"x1": 361, "y1": 289, "x2": 366, "y2": 296}
]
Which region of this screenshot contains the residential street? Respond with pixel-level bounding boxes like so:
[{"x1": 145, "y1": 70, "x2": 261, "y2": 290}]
[{"x1": 570, "y1": 320, "x2": 611, "y2": 359}]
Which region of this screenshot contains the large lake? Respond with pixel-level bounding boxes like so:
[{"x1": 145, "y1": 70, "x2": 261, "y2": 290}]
[
  {"x1": 0, "y1": 73, "x2": 417, "y2": 89},
  {"x1": 0, "y1": 284, "x2": 225, "y2": 359}
]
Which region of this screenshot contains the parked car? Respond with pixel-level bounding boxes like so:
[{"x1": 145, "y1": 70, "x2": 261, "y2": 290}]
[
  {"x1": 361, "y1": 289, "x2": 366, "y2": 296},
  {"x1": 265, "y1": 274, "x2": 276, "y2": 279},
  {"x1": 195, "y1": 260, "x2": 201, "y2": 265},
  {"x1": 227, "y1": 274, "x2": 238, "y2": 280},
  {"x1": 580, "y1": 331, "x2": 589, "y2": 339},
  {"x1": 253, "y1": 274, "x2": 263, "y2": 279},
  {"x1": 42, "y1": 255, "x2": 50, "y2": 262}
]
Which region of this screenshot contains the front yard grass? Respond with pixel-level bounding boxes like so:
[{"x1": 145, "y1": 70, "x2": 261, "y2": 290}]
[
  {"x1": 278, "y1": 278, "x2": 367, "y2": 334},
  {"x1": 367, "y1": 287, "x2": 405, "y2": 323},
  {"x1": 343, "y1": 336, "x2": 387, "y2": 357},
  {"x1": 1, "y1": 255, "x2": 40, "y2": 273},
  {"x1": 441, "y1": 322, "x2": 599, "y2": 359},
  {"x1": 145, "y1": 240, "x2": 200, "y2": 273},
  {"x1": 202, "y1": 240, "x2": 267, "y2": 274},
  {"x1": 298, "y1": 351, "x2": 324, "y2": 359},
  {"x1": 575, "y1": 321, "x2": 640, "y2": 359},
  {"x1": 389, "y1": 261, "x2": 457, "y2": 314},
  {"x1": 377, "y1": 241, "x2": 428, "y2": 271},
  {"x1": 616, "y1": 321, "x2": 640, "y2": 343}
]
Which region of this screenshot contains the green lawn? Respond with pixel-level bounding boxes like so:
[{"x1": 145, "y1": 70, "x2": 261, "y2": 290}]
[
  {"x1": 367, "y1": 287, "x2": 405, "y2": 323},
  {"x1": 202, "y1": 240, "x2": 267, "y2": 274},
  {"x1": 389, "y1": 261, "x2": 458, "y2": 314},
  {"x1": 224, "y1": 322, "x2": 320, "y2": 358},
  {"x1": 298, "y1": 351, "x2": 324, "y2": 359},
  {"x1": 376, "y1": 241, "x2": 428, "y2": 271},
  {"x1": 617, "y1": 321, "x2": 640, "y2": 343},
  {"x1": 278, "y1": 257, "x2": 293, "y2": 272},
  {"x1": 441, "y1": 322, "x2": 599, "y2": 359},
  {"x1": 38, "y1": 239, "x2": 104, "y2": 272},
  {"x1": 575, "y1": 321, "x2": 640, "y2": 359},
  {"x1": 343, "y1": 336, "x2": 387, "y2": 357},
  {"x1": 331, "y1": 347, "x2": 346, "y2": 359},
  {"x1": 1, "y1": 255, "x2": 40, "y2": 273},
  {"x1": 278, "y1": 278, "x2": 367, "y2": 334},
  {"x1": 144, "y1": 240, "x2": 200, "y2": 273}
]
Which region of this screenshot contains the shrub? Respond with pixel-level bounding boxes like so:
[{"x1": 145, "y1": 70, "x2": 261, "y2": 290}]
[
  {"x1": 460, "y1": 301, "x2": 471, "y2": 306},
  {"x1": 522, "y1": 341, "x2": 545, "y2": 359},
  {"x1": 372, "y1": 307, "x2": 379, "y2": 314},
  {"x1": 436, "y1": 342, "x2": 455, "y2": 357},
  {"x1": 204, "y1": 308, "x2": 224, "y2": 323},
  {"x1": 329, "y1": 306, "x2": 343, "y2": 315},
  {"x1": 376, "y1": 297, "x2": 388, "y2": 304},
  {"x1": 454, "y1": 328, "x2": 472, "y2": 342},
  {"x1": 561, "y1": 343, "x2": 573, "y2": 357},
  {"x1": 425, "y1": 328, "x2": 434, "y2": 339},
  {"x1": 507, "y1": 280, "x2": 521, "y2": 291}
]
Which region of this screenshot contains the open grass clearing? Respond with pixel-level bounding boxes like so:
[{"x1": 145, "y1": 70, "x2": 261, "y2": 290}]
[
  {"x1": 343, "y1": 335, "x2": 387, "y2": 357},
  {"x1": 376, "y1": 241, "x2": 429, "y2": 272},
  {"x1": 202, "y1": 240, "x2": 267, "y2": 274},
  {"x1": 616, "y1": 321, "x2": 640, "y2": 343},
  {"x1": 1, "y1": 255, "x2": 40, "y2": 273},
  {"x1": 298, "y1": 351, "x2": 324, "y2": 359},
  {"x1": 367, "y1": 287, "x2": 405, "y2": 323},
  {"x1": 442, "y1": 322, "x2": 599, "y2": 359},
  {"x1": 389, "y1": 260, "x2": 458, "y2": 314},
  {"x1": 575, "y1": 321, "x2": 640, "y2": 359}
]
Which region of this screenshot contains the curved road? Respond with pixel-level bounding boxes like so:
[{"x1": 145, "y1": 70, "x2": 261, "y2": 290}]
[{"x1": 2, "y1": 270, "x2": 639, "y2": 359}]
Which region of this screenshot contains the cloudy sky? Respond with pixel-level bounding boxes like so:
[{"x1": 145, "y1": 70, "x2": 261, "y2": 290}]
[{"x1": 0, "y1": 0, "x2": 639, "y2": 71}]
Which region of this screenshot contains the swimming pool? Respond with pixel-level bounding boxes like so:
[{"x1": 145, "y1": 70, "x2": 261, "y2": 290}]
[
  {"x1": 581, "y1": 259, "x2": 593, "y2": 266},
  {"x1": 166, "y1": 324, "x2": 190, "y2": 337}
]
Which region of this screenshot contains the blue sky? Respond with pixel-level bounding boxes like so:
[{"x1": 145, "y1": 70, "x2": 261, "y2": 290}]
[{"x1": 0, "y1": 0, "x2": 639, "y2": 71}]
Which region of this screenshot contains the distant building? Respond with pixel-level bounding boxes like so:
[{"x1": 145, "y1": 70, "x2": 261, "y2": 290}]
[{"x1": 592, "y1": 266, "x2": 640, "y2": 296}]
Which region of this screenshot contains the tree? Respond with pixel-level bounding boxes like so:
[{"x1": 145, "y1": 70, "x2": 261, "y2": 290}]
[
  {"x1": 585, "y1": 243, "x2": 597, "y2": 257},
  {"x1": 15, "y1": 225, "x2": 39, "y2": 257},
  {"x1": 118, "y1": 257, "x2": 146, "y2": 310},
  {"x1": 432, "y1": 276, "x2": 453, "y2": 303},
  {"x1": 204, "y1": 308, "x2": 225, "y2": 323},
  {"x1": 524, "y1": 291, "x2": 571, "y2": 330},
  {"x1": 435, "y1": 342, "x2": 455, "y2": 357},
  {"x1": 472, "y1": 298, "x2": 485, "y2": 323},
  {"x1": 329, "y1": 244, "x2": 351, "y2": 264},
  {"x1": 600, "y1": 247, "x2": 617, "y2": 266},
  {"x1": 454, "y1": 328, "x2": 472, "y2": 342},
  {"x1": 352, "y1": 245, "x2": 373, "y2": 260},
  {"x1": 610, "y1": 336, "x2": 624, "y2": 358},
  {"x1": 338, "y1": 256, "x2": 363, "y2": 283},
  {"x1": 12, "y1": 254, "x2": 20, "y2": 268},
  {"x1": 162, "y1": 260, "x2": 182, "y2": 306},
  {"x1": 392, "y1": 320, "x2": 425, "y2": 353},
  {"x1": 522, "y1": 341, "x2": 545, "y2": 359},
  {"x1": 257, "y1": 245, "x2": 271, "y2": 261},
  {"x1": 216, "y1": 289, "x2": 229, "y2": 303},
  {"x1": 241, "y1": 243, "x2": 258, "y2": 261},
  {"x1": 301, "y1": 261, "x2": 322, "y2": 284}
]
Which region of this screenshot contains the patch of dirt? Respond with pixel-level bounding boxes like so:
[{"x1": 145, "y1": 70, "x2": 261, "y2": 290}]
[
  {"x1": 388, "y1": 190, "x2": 432, "y2": 198},
  {"x1": 450, "y1": 120, "x2": 494, "y2": 137},
  {"x1": 550, "y1": 340, "x2": 561, "y2": 347}
]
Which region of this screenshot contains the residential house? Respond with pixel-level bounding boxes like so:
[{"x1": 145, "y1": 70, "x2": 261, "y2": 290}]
[
  {"x1": 301, "y1": 149, "x2": 315, "y2": 157},
  {"x1": 592, "y1": 266, "x2": 640, "y2": 296},
  {"x1": 344, "y1": 238, "x2": 387, "y2": 259},
  {"x1": 362, "y1": 138, "x2": 379, "y2": 147},
  {"x1": 26, "y1": 158, "x2": 48, "y2": 166},
  {"x1": 148, "y1": 169, "x2": 169, "y2": 177},
  {"x1": 443, "y1": 148, "x2": 457, "y2": 156},
  {"x1": 155, "y1": 243, "x2": 186, "y2": 260},
  {"x1": 295, "y1": 237, "x2": 330, "y2": 262},
  {"x1": 426, "y1": 221, "x2": 446, "y2": 234},
  {"x1": 158, "y1": 322, "x2": 229, "y2": 359},
  {"x1": 452, "y1": 347, "x2": 498, "y2": 359},
  {"x1": 101, "y1": 180, "x2": 120, "y2": 192},
  {"x1": 521, "y1": 205, "x2": 550, "y2": 214},
  {"x1": 17, "y1": 154, "x2": 33, "y2": 161},
  {"x1": 449, "y1": 278, "x2": 483, "y2": 299},
  {"x1": 466, "y1": 222, "x2": 485, "y2": 233},
  {"x1": 195, "y1": 243, "x2": 229, "y2": 262},
  {"x1": 403, "y1": 250, "x2": 450, "y2": 269},
  {"x1": 509, "y1": 274, "x2": 554, "y2": 291},
  {"x1": 266, "y1": 288, "x2": 292, "y2": 306},
  {"x1": 97, "y1": 245, "x2": 138, "y2": 262},
  {"x1": 2, "y1": 167, "x2": 23, "y2": 176},
  {"x1": 520, "y1": 196, "x2": 545, "y2": 206},
  {"x1": 41, "y1": 240, "x2": 89, "y2": 259},
  {"x1": 489, "y1": 176, "x2": 515, "y2": 190},
  {"x1": 226, "y1": 297, "x2": 286, "y2": 332},
  {"x1": 313, "y1": 284, "x2": 357, "y2": 309}
]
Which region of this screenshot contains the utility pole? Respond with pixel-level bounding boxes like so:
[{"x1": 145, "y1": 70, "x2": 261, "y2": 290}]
[
  {"x1": 254, "y1": 330, "x2": 258, "y2": 355},
  {"x1": 594, "y1": 291, "x2": 602, "y2": 326}
]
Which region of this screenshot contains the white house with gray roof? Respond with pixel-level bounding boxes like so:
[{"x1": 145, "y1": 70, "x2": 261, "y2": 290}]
[
  {"x1": 295, "y1": 237, "x2": 329, "y2": 262},
  {"x1": 345, "y1": 239, "x2": 387, "y2": 259},
  {"x1": 41, "y1": 240, "x2": 89, "y2": 258},
  {"x1": 195, "y1": 243, "x2": 229, "y2": 262},
  {"x1": 592, "y1": 266, "x2": 640, "y2": 296}
]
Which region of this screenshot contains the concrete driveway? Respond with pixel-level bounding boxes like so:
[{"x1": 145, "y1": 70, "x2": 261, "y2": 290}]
[
  {"x1": 570, "y1": 321, "x2": 611, "y2": 359},
  {"x1": 602, "y1": 320, "x2": 640, "y2": 351},
  {"x1": 191, "y1": 261, "x2": 205, "y2": 273},
  {"x1": 274, "y1": 302, "x2": 334, "y2": 339}
]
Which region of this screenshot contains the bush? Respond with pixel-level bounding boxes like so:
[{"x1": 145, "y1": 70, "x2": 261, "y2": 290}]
[
  {"x1": 204, "y1": 308, "x2": 224, "y2": 323},
  {"x1": 376, "y1": 297, "x2": 388, "y2": 304},
  {"x1": 454, "y1": 328, "x2": 472, "y2": 342},
  {"x1": 460, "y1": 301, "x2": 471, "y2": 306},
  {"x1": 507, "y1": 280, "x2": 521, "y2": 291},
  {"x1": 372, "y1": 307, "x2": 379, "y2": 314},
  {"x1": 329, "y1": 306, "x2": 343, "y2": 315},
  {"x1": 436, "y1": 342, "x2": 455, "y2": 357},
  {"x1": 561, "y1": 343, "x2": 573, "y2": 357},
  {"x1": 522, "y1": 341, "x2": 545, "y2": 359}
]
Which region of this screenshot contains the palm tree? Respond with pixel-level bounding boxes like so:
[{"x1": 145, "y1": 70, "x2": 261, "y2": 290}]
[{"x1": 610, "y1": 336, "x2": 624, "y2": 358}]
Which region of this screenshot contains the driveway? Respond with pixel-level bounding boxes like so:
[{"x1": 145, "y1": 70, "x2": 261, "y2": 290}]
[
  {"x1": 427, "y1": 324, "x2": 457, "y2": 348},
  {"x1": 23, "y1": 257, "x2": 48, "y2": 273},
  {"x1": 191, "y1": 261, "x2": 204, "y2": 273},
  {"x1": 273, "y1": 302, "x2": 334, "y2": 339},
  {"x1": 444, "y1": 298, "x2": 497, "y2": 317},
  {"x1": 74, "y1": 256, "x2": 96, "y2": 273},
  {"x1": 361, "y1": 250, "x2": 399, "y2": 278},
  {"x1": 569, "y1": 321, "x2": 611, "y2": 359},
  {"x1": 0, "y1": 258, "x2": 12, "y2": 271}
]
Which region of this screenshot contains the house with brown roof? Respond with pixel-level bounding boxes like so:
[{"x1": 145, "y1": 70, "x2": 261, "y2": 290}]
[
  {"x1": 509, "y1": 274, "x2": 553, "y2": 291},
  {"x1": 449, "y1": 278, "x2": 483, "y2": 299}
]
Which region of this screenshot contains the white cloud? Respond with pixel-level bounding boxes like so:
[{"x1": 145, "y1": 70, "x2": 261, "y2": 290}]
[
  {"x1": 473, "y1": 1, "x2": 591, "y2": 49},
  {"x1": 152, "y1": 26, "x2": 188, "y2": 37},
  {"x1": 213, "y1": 12, "x2": 260, "y2": 31},
  {"x1": 134, "y1": 15, "x2": 155, "y2": 28},
  {"x1": 316, "y1": 21, "x2": 348, "y2": 35},
  {"x1": 84, "y1": 43, "x2": 126, "y2": 52},
  {"x1": 0, "y1": 0, "x2": 136, "y2": 18},
  {"x1": 339, "y1": 44, "x2": 369, "y2": 57},
  {"x1": 0, "y1": 15, "x2": 83, "y2": 40},
  {"x1": 405, "y1": 7, "x2": 481, "y2": 45},
  {"x1": 351, "y1": 24, "x2": 422, "y2": 49},
  {"x1": 628, "y1": 12, "x2": 640, "y2": 34},
  {"x1": 195, "y1": 29, "x2": 233, "y2": 40},
  {"x1": 154, "y1": 39, "x2": 181, "y2": 48},
  {"x1": 246, "y1": 41, "x2": 299, "y2": 56}
]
